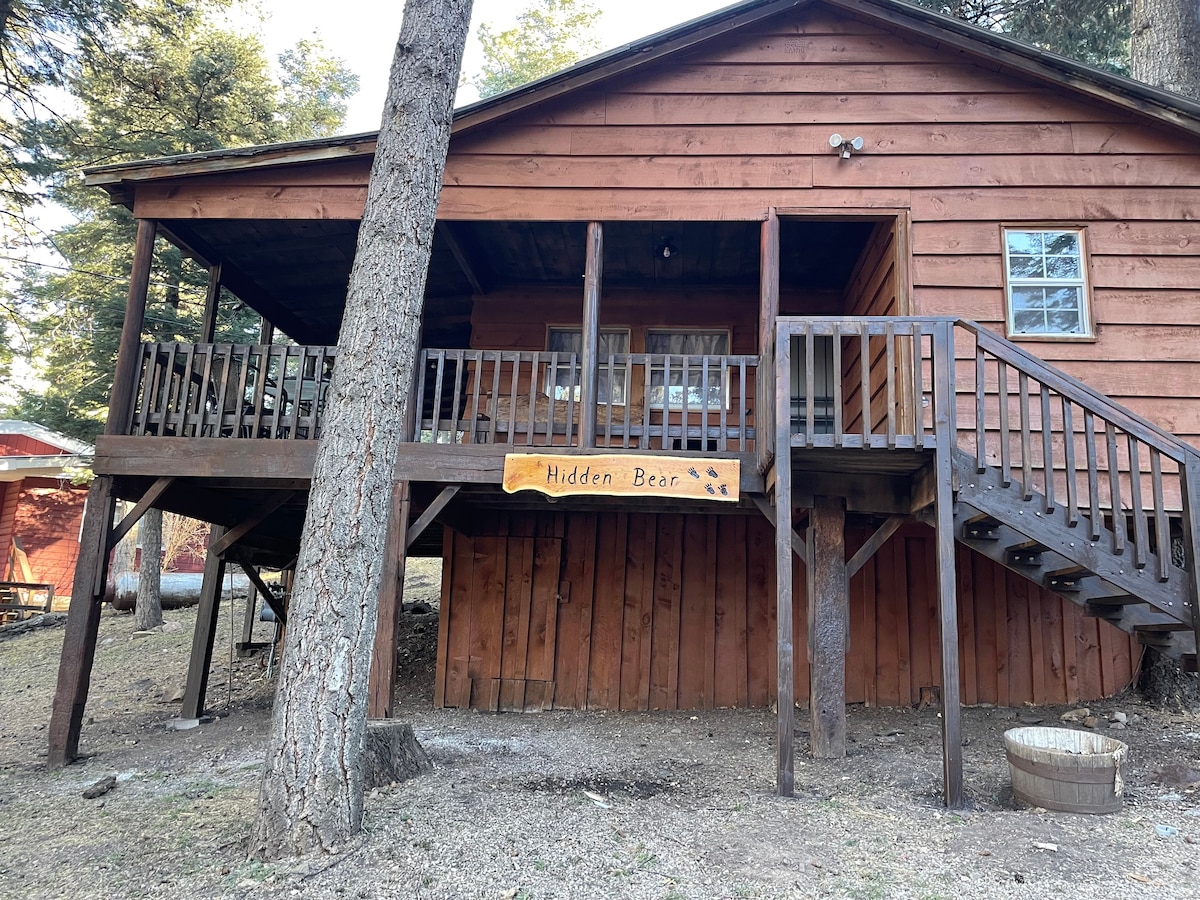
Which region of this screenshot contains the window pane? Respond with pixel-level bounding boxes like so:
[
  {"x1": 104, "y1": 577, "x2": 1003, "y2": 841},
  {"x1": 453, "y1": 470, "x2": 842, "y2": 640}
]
[
  {"x1": 1012, "y1": 309, "x2": 1046, "y2": 334},
  {"x1": 1046, "y1": 308, "x2": 1082, "y2": 334},
  {"x1": 1045, "y1": 255, "x2": 1081, "y2": 279},
  {"x1": 1008, "y1": 255, "x2": 1045, "y2": 279},
  {"x1": 1043, "y1": 232, "x2": 1080, "y2": 256},
  {"x1": 1009, "y1": 286, "x2": 1043, "y2": 311},
  {"x1": 1006, "y1": 231, "x2": 1043, "y2": 255},
  {"x1": 1045, "y1": 286, "x2": 1082, "y2": 310}
]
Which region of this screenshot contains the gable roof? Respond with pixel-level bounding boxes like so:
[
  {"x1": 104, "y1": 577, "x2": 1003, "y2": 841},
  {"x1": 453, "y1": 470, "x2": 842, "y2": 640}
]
[{"x1": 83, "y1": 0, "x2": 1200, "y2": 189}]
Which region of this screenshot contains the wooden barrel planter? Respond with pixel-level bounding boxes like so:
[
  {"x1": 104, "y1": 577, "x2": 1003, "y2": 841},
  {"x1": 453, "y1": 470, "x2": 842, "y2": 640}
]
[{"x1": 1004, "y1": 726, "x2": 1129, "y2": 814}]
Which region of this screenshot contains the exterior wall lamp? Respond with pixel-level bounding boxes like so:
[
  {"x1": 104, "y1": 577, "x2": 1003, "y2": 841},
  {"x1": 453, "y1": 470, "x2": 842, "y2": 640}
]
[{"x1": 829, "y1": 133, "x2": 865, "y2": 159}]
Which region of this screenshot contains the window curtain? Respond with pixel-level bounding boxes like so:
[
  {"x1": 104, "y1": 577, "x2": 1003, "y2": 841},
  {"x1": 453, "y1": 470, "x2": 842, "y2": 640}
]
[{"x1": 647, "y1": 332, "x2": 728, "y2": 408}]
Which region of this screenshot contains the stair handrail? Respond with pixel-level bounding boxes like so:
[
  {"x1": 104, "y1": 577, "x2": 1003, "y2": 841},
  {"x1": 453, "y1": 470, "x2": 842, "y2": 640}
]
[{"x1": 955, "y1": 319, "x2": 1200, "y2": 466}]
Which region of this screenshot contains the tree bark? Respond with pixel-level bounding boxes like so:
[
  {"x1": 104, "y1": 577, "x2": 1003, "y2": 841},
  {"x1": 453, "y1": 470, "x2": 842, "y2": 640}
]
[
  {"x1": 249, "y1": 0, "x2": 473, "y2": 860},
  {"x1": 134, "y1": 508, "x2": 164, "y2": 631},
  {"x1": 1131, "y1": 0, "x2": 1200, "y2": 101}
]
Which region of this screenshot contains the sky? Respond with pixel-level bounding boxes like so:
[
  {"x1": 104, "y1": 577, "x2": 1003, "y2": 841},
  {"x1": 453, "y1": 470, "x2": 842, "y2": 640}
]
[{"x1": 252, "y1": 0, "x2": 735, "y2": 134}]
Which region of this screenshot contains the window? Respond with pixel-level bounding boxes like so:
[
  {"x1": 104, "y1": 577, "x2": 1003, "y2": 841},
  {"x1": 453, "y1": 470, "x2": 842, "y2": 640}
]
[
  {"x1": 546, "y1": 327, "x2": 630, "y2": 404},
  {"x1": 647, "y1": 331, "x2": 730, "y2": 409},
  {"x1": 1003, "y1": 228, "x2": 1091, "y2": 337}
]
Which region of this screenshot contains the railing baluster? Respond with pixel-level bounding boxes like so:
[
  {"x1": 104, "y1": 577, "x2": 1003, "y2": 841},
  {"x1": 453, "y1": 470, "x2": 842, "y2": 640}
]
[
  {"x1": 1106, "y1": 422, "x2": 1126, "y2": 556},
  {"x1": 1039, "y1": 384, "x2": 1055, "y2": 513},
  {"x1": 661, "y1": 355, "x2": 671, "y2": 448},
  {"x1": 464, "y1": 350, "x2": 482, "y2": 441},
  {"x1": 737, "y1": 358, "x2": 747, "y2": 452},
  {"x1": 804, "y1": 329, "x2": 815, "y2": 446},
  {"x1": 681, "y1": 355, "x2": 691, "y2": 448},
  {"x1": 1062, "y1": 398, "x2": 1078, "y2": 527},
  {"x1": 1084, "y1": 410, "x2": 1101, "y2": 540},
  {"x1": 1150, "y1": 449, "x2": 1170, "y2": 582},
  {"x1": 525, "y1": 353, "x2": 537, "y2": 447},
  {"x1": 1127, "y1": 435, "x2": 1149, "y2": 570},
  {"x1": 156, "y1": 343, "x2": 178, "y2": 435},
  {"x1": 885, "y1": 322, "x2": 896, "y2": 449},
  {"x1": 485, "y1": 350, "x2": 500, "y2": 445},
  {"x1": 641, "y1": 353, "x2": 653, "y2": 449},
  {"x1": 623, "y1": 354, "x2": 633, "y2": 449},
  {"x1": 701, "y1": 355, "x2": 711, "y2": 451},
  {"x1": 719, "y1": 357, "x2": 729, "y2": 453},
  {"x1": 860, "y1": 323, "x2": 871, "y2": 444},
  {"x1": 1018, "y1": 371, "x2": 1032, "y2": 500},
  {"x1": 603, "y1": 354, "x2": 615, "y2": 447},
  {"x1": 285, "y1": 347, "x2": 304, "y2": 439},
  {"x1": 504, "y1": 350, "x2": 519, "y2": 444},
  {"x1": 432, "y1": 350, "x2": 448, "y2": 442},
  {"x1": 913, "y1": 323, "x2": 925, "y2": 449},
  {"x1": 997, "y1": 361, "x2": 1011, "y2": 487},
  {"x1": 565, "y1": 352, "x2": 577, "y2": 448},
  {"x1": 412, "y1": 351, "x2": 428, "y2": 441},
  {"x1": 233, "y1": 345, "x2": 252, "y2": 438},
  {"x1": 974, "y1": 342, "x2": 986, "y2": 472},
  {"x1": 267, "y1": 346, "x2": 288, "y2": 438},
  {"x1": 832, "y1": 322, "x2": 843, "y2": 446}
]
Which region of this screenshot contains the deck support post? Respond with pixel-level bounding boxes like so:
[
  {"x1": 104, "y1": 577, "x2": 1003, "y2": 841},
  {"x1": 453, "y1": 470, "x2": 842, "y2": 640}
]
[
  {"x1": 932, "y1": 321, "x2": 964, "y2": 808},
  {"x1": 47, "y1": 477, "x2": 117, "y2": 767},
  {"x1": 758, "y1": 209, "x2": 779, "y2": 474},
  {"x1": 49, "y1": 217, "x2": 157, "y2": 767},
  {"x1": 580, "y1": 221, "x2": 603, "y2": 448},
  {"x1": 773, "y1": 321, "x2": 794, "y2": 796},
  {"x1": 1178, "y1": 457, "x2": 1200, "y2": 670},
  {"x1": 809, "y1": 495, "x2": 848, "y2": 758},
  {"x1": 200, "y1": 262, "x2": 222, "y2": 343},
  {"x1": 181, "y1": 525, "x2": 229, "y2": 720},
  {"x1": 369, "y1": 480, "x2": 412, "y2": 718}
]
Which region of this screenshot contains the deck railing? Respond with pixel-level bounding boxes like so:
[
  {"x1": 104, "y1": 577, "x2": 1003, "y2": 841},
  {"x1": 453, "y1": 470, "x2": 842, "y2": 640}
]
[
  {"x1": 128, "y1": 342, "x2": 336, "y2": 440},
  {"x1": 413, "y1": 349, "x2": 758, "y2": 451}
]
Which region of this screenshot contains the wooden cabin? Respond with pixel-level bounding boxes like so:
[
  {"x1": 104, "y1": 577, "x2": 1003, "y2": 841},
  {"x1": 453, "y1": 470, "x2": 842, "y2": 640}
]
[
  {"x1": 1, "y1": 421, "x2": 91, "y2": 615},
  {"x1": 48, "y1": 0, "x2": 1200, "y2": 806}
]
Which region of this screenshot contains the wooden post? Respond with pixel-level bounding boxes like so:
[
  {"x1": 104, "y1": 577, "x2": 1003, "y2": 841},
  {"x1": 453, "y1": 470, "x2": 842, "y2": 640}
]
[
  {"x1": 809, "y1": 495, "x2": 848, "y2": 757},
  {"x1": 369, "y1": 481, "x2": 412, "y2": 718},
  {"x1": 181, "y1": 526, "x2": 229, "y2": 720},
  {"x1": 47, "y1": 477, "x2": 116, "y2": 767},
  {"x1": 758, "y1": 209, "x2": 779, "y2": 474},
  {"x1": 239, "y1": 578, "x2": 259, "y2": 655},
  {"x1": 1179, "y1": 456, "x2": 1200, "y2": 669},
  {"x1": 48, "y1": 217, "x2": 157, "y2": 767},
  {"x1": 200, "y1": 262, "x2": 222, "y2": 343},
  {"x1": 773, "y1": 322, "x2": 794, "y2": 796},
  {"x1": 580, "y1": 221, "x2": 603, "y2": 448},
  {"x1": 107, "y1": 218, "x2": 157, "y2": 436},
  {"x1": 932, "y1": 321, "x2": 964, "y2": 808}
]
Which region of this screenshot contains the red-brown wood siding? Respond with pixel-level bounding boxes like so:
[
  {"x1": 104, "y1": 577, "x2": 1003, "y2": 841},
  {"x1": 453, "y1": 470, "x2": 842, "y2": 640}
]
[
  {"x1": 7, "y1": 478, "x2": 86, "y2": 597},
  {"x1": 434, "y1": 512, "x2": 1138, "y2": 710}
]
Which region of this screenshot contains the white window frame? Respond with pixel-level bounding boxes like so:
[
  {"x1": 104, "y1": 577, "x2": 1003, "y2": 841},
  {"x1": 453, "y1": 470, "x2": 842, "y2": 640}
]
[
  {"x1": 544, "y1": 326, "x2": 630, "y2": 405},
  {"x1": 646, "y1": 329, "x2": 731, "y2": 410},
  {"x1": 1002, "y1": 227, "x2": 1093, "y2": 339}
]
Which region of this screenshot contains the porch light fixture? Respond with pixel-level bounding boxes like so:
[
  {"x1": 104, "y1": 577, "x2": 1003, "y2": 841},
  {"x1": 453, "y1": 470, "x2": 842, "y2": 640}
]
[
  {"x1": 656, "y1": 237, "x2": 677, "y2": 260},
  {"x1": 829, "y1": 133, "x2": 864, "y2": 159}
]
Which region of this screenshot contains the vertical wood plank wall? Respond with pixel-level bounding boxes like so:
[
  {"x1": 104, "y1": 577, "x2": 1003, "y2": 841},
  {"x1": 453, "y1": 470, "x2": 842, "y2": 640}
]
[{"x1": 434, "y1": 513, "x2": 1139, "y2": 711}]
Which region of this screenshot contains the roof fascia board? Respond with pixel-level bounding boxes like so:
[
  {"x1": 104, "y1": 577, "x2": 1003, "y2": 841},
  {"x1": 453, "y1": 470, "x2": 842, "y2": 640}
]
[
  {"x1": 0, "y1": 420, "x2": 93, "y2": 455},
  {"x1": 829, "y1": 0, "x2": 1200, "y2": 139}
]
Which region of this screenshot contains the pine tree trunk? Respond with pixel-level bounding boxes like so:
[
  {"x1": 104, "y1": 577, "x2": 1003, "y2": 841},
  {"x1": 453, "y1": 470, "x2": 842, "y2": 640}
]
[
  {"x1": 1131, "y1": 0, "x2": 1200, "y2": 101},
  {"x1": 249, "y1": 0, "x2": 473, "y2": 860},
  {"x1": 134, "y1": 508, "x2": 164, "y2": 631},
  {"x1": 108, "y1": 502, "x2": 136, "y2": 594}
]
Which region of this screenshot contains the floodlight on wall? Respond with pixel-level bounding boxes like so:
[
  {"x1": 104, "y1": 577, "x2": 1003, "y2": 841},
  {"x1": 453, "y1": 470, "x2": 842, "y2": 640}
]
[{"x1": 829, "y1": 133, "x2": 865, "y2": 159}]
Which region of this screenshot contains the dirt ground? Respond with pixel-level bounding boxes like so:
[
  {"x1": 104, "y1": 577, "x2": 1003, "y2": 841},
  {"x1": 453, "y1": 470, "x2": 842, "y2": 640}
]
[{"x1": 2, "y1": 559, "x2": 1199, "y2": 900}]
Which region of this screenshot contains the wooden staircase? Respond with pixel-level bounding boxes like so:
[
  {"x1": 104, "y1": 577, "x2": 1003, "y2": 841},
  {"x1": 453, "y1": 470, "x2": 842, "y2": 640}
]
[{"x1": 951, "y1": 322, "x2": 1200, "y2": 675}]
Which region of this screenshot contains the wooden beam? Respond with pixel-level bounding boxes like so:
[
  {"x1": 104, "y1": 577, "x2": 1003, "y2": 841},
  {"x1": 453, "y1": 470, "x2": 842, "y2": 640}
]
[
  {"x1": 107, "y1": 476, "x2": 175, "y2": 550},
  {"x1": 370, "y1": 481, "x2": 412, "y2": 718},
  {"x1": 932, "y1": 321, "x2": 964, "y2": 808},
  {"x1": 94, "y1": 436, "x2": 317, "y2": 480},
  {"x1": 48, "y1": 476, "x2": 117, "y2": 767},
  {"x1": 436, "y1": 221, "x2": 487, "y2": 295},
  {"x1": 106, "y1": 219, "x2": 156, "y2": 436},
  {"x1": 580, "y1": 221, "x2": 602, "y2": 448},
  {"x1": 773, "y1": 324, "x2": 794, "y2": 797},
  {"x1": 846, "y1": 515, "x2": 906, "y2": 579},
  {"x1": 758, "y1": 209, "x2": 779, "y2": 475},
  {"x1": 200, "y1": 262, "x2": 222, "y2": 343},
  {"x1": 210, "y1": 491, "x2": 295, "y2": 557},
  {"x1": 809, "y1": 495, "x2": 848, "y2": 759},
  {"x1": 181, "y1": 526, "x2": 228, "y2": 720},
  {"x1": 752, "y1": 495, "x2": 808, "y2": 565},
  {"x1": 233, "y1": 555, "x2": 287, "y2": 624},
  {"x1": 406, "y1": 485, "x2": 461, "y2": 550}
]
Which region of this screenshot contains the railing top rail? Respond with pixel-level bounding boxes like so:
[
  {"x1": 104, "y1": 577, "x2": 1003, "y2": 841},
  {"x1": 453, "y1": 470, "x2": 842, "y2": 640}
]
[{"x1": 955, "y1": 319, "x2": 1199, "y2": 465}]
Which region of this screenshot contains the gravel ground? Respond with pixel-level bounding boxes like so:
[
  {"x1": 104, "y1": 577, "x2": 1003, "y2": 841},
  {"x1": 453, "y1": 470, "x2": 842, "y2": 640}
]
[{"x1": 1, "y1": 560, "x2": 1198, "y2": 900}]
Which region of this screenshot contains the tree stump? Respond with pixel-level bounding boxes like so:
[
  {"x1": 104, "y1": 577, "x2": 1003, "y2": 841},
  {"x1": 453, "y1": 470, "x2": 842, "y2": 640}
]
[{"x1": 364, "y1": 721, "x2": 431, "y2": 788}]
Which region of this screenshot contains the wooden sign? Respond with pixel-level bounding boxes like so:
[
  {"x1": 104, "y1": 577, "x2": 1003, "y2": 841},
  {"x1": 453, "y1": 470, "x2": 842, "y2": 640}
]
[{"x1": 503, "y1": 453, "x2": 740, "y2": 502}]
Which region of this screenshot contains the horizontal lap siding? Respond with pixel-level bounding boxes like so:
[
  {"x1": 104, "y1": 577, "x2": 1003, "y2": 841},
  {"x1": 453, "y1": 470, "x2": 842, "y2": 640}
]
[
  {"x1": 434, "y1": 513, "x2": 1133, "y2": 710},
  {"x1": 440, "y1": 8, "x2": 1200, "y2": 462},
  {"x1": 8, "y1": 479, "x2": 86, "y2": 597}
]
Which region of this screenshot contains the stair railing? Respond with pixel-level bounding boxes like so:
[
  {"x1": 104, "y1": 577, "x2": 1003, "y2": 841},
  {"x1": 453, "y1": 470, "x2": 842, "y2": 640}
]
[{"x1": 955, "y1": 320, "x2": 1200, "y2": 586}]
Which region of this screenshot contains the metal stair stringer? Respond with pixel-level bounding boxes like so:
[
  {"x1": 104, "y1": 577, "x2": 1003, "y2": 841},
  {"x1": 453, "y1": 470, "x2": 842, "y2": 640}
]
[{"x1": 951, "y1": 448, "x2": 1197, "y2": 667}]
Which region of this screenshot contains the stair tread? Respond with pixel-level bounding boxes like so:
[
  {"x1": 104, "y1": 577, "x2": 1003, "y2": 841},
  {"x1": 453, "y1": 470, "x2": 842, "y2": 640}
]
[
  {"x1": 1134, "y1": 622, "x2": 1194, "y2": 632},
  {"x1": 1086, "y1": 594, "x2": 1142, "y2": 606},
  {"x1": 1045, "y1": 566, "x2": 1093, "y2": 578},
  {"x1": 1006, "y1": 540, "x2": 1048, "y2": 552}
]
